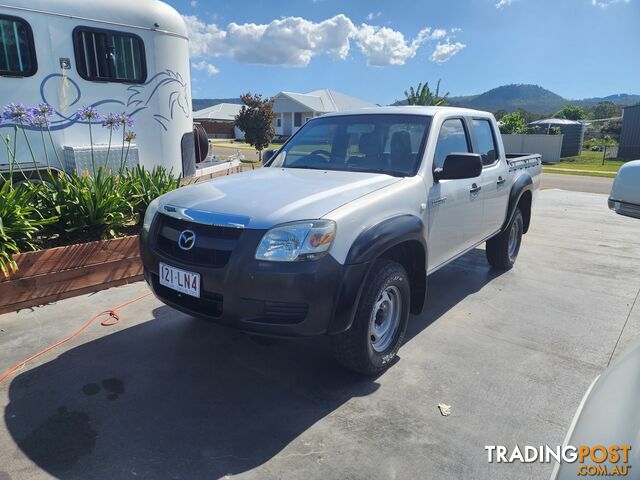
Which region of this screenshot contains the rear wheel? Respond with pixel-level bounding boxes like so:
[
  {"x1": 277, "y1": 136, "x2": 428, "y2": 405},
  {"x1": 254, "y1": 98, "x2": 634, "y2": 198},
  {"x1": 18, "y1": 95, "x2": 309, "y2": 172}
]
[
  {"x1": 331, "y1": 259, "x2": 410, "y2": 375},
  {"x1": 486, "y1": 207, "x2": 523, "y2": 270}
]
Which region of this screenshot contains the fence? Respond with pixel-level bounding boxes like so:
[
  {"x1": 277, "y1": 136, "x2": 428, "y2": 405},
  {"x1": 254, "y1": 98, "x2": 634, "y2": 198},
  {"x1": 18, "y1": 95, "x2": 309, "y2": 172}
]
[{"x1": 501, "y1": 134, "x2": 564, "y2": 164}]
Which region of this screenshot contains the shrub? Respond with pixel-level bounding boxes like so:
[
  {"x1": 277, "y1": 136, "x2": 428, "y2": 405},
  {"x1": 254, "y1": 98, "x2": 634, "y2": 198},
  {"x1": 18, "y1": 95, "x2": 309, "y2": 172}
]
[
  {"x1": 38, "y1": 169, "x2": 133, "y2": 243},
  {"x1": 0, "y1": 182, "x2": 54, "y2": 276},
  {"x1": 123, "y1": 165, "x2": 180, "y2": 224}
]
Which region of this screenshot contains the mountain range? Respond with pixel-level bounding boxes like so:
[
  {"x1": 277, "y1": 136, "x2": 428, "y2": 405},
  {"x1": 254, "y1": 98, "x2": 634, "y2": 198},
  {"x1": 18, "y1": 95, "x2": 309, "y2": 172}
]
[
  {"x1": 446, "y1": 84, "x2": 640, "y2": 114},
  {"x1": 192, "y1": 85, "x2": 640, "y2": 115}
]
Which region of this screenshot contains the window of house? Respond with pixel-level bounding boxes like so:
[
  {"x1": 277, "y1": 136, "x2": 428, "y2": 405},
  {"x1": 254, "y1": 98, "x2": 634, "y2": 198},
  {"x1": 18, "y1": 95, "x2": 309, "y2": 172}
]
[
  {"x1": 472, "y1": 119, "x2": 499, "y2": 166},
  {"x1": 277, "y1": 117, "x2": 282, "y2": 127},
  {"x1": 73, "y1": 27, "x2": 146, "y2": 83},
  {"x1": 433, "y1": 118, "x2": 471, "y2": 169},
  {"x1": 294, "y1": 112, "x2": 302, "y2": 127},
  {"x1": 0, "y1": 15, "x2": 37, "y2": 77}
]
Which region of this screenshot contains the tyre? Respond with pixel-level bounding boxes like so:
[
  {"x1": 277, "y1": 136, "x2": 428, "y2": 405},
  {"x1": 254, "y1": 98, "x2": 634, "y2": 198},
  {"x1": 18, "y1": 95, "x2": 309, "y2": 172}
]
[
  {"x1": 331, "y1": 258, "x2": 410, "y2": 375},
  {"x1": 486, "y1": 207, "x2": 524, "y2": 270}
]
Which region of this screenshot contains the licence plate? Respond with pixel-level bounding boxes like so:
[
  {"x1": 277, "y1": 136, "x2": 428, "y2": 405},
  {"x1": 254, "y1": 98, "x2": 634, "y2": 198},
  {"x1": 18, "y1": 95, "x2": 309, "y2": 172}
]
[{"x1": 159, "y1": 262, "x2": 200, "y2": 298}]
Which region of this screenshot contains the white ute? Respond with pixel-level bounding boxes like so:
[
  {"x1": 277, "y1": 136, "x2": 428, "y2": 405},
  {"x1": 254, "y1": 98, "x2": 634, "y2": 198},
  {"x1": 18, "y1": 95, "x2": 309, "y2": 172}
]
[{"x1": 140, "y1": 107, "x2": 542, "y2": 374}]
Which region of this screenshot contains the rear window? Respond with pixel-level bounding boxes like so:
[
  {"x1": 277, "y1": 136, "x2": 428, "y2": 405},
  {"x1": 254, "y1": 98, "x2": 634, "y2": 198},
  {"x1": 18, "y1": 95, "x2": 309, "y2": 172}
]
[
  {"x1": 472, "y1": 119, "x2": 499, "y2": 166},
  {"x1": 73, "y1": 27, "x2": 146, "y2": 83},
  {"x1": 0, "y1": 15, "x2": 37, "y2": 77}
]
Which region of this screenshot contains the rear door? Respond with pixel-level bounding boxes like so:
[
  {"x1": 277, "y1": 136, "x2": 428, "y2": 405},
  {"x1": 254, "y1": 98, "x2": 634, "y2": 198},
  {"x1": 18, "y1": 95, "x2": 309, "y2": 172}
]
[
  {"x1": 471, "y1": 118, "x2": 510, "y2": 239},
  {"x1": 426, "y1": 117, "x2": 484, "y2": 270}
]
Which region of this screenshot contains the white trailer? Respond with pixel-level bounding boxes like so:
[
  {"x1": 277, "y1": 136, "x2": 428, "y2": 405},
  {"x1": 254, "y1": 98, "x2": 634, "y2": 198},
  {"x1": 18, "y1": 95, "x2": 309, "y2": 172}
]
[{"x1": 0, "y1": 0, "x2": 234, "y2": 180}]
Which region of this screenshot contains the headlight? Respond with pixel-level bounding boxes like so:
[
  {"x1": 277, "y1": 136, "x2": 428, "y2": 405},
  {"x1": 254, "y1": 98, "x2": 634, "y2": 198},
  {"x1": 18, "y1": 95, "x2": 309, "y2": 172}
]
[
  {"x1": 255, "y1": 220, "x2": 336, "y2": 262},
  {"x1": 143, "y1": 197, "x2": 160, "y2": 232}
]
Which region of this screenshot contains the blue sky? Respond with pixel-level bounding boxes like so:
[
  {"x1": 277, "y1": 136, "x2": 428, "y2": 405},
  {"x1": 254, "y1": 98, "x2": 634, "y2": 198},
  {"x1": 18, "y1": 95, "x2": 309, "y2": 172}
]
[{"x1": 167, "y1": 0, "x2": 640, "y2": 104}]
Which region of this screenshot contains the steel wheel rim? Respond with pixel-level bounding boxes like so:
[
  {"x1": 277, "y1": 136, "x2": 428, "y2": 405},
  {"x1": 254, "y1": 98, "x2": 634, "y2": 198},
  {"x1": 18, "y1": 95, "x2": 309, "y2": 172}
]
[
  {"x1": 369, "y1": 285, "x2": 402, "y2": 353},
  {"x1": 508, "y1": 219, "x2": 521, "y2": 261}
]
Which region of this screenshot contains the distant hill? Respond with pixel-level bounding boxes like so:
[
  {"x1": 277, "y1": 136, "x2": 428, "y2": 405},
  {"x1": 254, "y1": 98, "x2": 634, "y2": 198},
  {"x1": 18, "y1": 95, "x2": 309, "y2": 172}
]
[
  {"x1": 192, "y1": 98, "x2": 242, "y2": 112},
  {"x1": 447, "y1": 84, "x2": 640, "y2": 114}
]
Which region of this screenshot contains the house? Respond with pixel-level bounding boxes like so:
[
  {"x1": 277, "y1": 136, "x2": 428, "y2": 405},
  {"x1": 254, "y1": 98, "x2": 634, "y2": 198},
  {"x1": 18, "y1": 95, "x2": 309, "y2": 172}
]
[
  {"x1": 272, "y1": 89, "x2": 376, "y2": 136},
  {"x1": 193, "y1": 103, "x2": 243, "y2": 139},
  {"x1": 618, "y1": 104, "x2": 640, "y2": 160}
]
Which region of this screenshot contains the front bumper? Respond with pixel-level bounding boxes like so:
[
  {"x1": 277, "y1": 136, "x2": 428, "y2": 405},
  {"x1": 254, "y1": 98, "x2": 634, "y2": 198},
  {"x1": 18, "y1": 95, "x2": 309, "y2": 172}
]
[{"x1": 140, "y1": 217, "x2": 369, "y2": 337}]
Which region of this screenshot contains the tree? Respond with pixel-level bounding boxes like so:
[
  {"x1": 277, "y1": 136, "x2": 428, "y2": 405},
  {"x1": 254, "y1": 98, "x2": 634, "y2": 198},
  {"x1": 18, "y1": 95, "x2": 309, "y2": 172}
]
[
  {"x1": 498, "y1": 112, "x2": 528, "y2": 134},
  {"x1": 592, "y1": 101, "x2": 622, "y2": 120},
  {"x1": 554, "y1": 104, "x2": 586, "y2": 121},
  {"x1": 404, "y1": 80, "x2": 449, "y2": 106},
  {"x1": 234, "y1": 93, "x2": 276, "y2": 160},
  {"x1": 494, "y1": 109, "x2": 508, "y2": 121}
]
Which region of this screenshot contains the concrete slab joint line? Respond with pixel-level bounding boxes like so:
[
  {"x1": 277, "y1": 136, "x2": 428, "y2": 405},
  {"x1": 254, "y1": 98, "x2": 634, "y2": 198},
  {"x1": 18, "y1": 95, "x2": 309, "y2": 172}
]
[{"x1": 607, "y1": 287, "x2": 640, "y2": 367}]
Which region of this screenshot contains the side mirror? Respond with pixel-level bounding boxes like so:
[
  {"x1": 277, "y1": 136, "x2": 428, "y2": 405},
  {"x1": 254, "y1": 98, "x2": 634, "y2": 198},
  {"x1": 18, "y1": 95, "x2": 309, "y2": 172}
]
[
  {"x1": 262, "y1": 148, "x2": 276, "y2": 165},
  {"x1": 434, "y1": 153, "x2": 483, "y2": 181},
  {"x1": 609, "y1": 160, "x2": 640, "y2": 219}
]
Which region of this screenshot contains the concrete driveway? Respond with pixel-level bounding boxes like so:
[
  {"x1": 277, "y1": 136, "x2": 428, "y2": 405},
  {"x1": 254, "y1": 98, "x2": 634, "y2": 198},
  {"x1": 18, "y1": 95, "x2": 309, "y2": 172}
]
[{"x1": 1, "y1": 189, "x2": 639, "y2": 480}]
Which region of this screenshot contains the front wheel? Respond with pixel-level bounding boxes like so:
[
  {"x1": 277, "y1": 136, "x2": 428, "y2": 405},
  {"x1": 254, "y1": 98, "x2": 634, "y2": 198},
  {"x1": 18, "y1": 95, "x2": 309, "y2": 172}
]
[
  {"x1": 331, "y1": 259, "x2": 410, "y2": 375},
  {"x1": 486, "y1": 207, "x2": 524, "y2": 270}
]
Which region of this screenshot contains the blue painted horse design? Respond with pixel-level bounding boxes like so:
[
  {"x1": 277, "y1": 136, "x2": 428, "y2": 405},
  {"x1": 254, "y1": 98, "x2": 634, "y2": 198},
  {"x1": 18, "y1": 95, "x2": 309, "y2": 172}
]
[{"x1": 5, "y1": 69, "x2": 189, "y2": 131}]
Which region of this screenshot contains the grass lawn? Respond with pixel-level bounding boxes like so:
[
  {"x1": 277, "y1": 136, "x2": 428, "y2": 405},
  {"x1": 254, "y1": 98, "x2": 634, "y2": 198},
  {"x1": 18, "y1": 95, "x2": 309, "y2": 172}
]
[{"x1": 543, "y1": 150, "x2": 625, "y2": 177}]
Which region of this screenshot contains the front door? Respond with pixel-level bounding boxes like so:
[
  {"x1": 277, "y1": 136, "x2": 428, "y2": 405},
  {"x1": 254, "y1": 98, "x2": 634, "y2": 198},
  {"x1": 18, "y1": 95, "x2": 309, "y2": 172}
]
[{"x1": 426, "y1": 118, "x2": 484, "y2": 271}]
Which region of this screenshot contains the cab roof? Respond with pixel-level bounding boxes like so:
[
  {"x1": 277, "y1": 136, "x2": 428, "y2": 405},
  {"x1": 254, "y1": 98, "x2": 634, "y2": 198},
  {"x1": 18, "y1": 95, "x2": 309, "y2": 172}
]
[{"x1": 321, "y1": 106, "x2": 494, "y2": 118}]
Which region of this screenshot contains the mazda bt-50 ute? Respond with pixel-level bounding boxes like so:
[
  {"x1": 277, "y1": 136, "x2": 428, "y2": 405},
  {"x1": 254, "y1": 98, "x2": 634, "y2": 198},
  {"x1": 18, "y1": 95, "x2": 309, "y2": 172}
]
[{"x1": 140, "y1": 107, "x2": 542, "y2": 374}]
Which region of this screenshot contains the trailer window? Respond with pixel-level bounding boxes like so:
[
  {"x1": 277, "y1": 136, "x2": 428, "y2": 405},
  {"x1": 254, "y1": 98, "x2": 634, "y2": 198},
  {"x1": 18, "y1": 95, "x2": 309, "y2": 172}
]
[
  {"x1": 0, "y1": 15, "x2": 37, "y2": 77},
  {"x1": 73, "y1": 27, "x2": 146, "y2": 83}
]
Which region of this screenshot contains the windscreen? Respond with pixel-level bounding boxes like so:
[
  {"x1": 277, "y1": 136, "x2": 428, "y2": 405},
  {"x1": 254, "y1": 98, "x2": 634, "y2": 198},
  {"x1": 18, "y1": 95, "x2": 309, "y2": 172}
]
[{"x1": 270, "y1": 114, "x2": 432, "y2": 176}]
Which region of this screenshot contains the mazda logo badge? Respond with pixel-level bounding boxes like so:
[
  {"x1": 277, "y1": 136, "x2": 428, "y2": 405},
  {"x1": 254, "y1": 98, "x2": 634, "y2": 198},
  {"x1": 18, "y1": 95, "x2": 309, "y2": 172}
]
[{"x1": 178, "y1": 229, "x2": 196, "y2": 251}]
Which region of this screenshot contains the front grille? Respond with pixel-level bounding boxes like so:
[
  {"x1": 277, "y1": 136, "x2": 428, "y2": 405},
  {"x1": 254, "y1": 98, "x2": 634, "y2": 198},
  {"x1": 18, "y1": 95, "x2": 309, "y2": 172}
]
[
  {"x1": 151, "y1": 274, "x2": 223, "y2": 317},
  {"x1": 155, "y1": 213, "x2": 242, "y2": 268}
]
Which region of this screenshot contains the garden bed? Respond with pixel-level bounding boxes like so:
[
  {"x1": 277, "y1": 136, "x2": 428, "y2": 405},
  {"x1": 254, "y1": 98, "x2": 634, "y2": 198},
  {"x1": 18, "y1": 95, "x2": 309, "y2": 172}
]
[{"x1": 0, "y1": 235, "x2": 143, "y2": 315}]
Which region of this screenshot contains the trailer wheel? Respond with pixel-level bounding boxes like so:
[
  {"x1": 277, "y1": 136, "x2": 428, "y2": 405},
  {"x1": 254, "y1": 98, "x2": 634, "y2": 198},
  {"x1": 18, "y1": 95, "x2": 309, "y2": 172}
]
[
  {"x1": 331, "y1": 259, "x2": 410, "y2": 375},
  {"x1": 486, "y1": 207, "x2": 523, "y2": 270}
]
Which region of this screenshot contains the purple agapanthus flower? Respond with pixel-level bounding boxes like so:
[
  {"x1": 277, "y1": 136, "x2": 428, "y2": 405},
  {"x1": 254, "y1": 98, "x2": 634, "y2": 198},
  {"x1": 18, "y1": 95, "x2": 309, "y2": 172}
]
[
  {"x1": 34, "y1": 103, "x2": 54, "y2": 117},
  {"x1": 117, "y1": 112, "x2": 134, "y2": 128},
  {"x1": 102, "y1": 113, "x2": 120, "y2": 130},
  {"x1": 3, "y1": 103, "x2": 33, "y2": 123},
  {"x1": 77, "y1": 106, "x2": 100, "y2": 121},
  {"x1": 30, "y1": 115, "x2": 50, "y2": 128}
]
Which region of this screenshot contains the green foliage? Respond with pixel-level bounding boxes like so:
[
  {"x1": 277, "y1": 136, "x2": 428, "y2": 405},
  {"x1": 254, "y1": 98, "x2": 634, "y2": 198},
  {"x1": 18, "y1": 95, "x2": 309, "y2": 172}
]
[
  {"x1": 549, "y1": 126, "x2": 562, "y2": 135},
  {"x1": 0, "y1": 182, "x2": 54, "y2": 277},
  {"x1": 591, "y1": 101, "x2": 622, "y2": 120},
  {"x1": 235, "y1": 93, "x2": 276, "y2": 155},
  {"x1": 123, "y1": 165, "x2": 181, "y2": 224},
  {"x1": 555, "y1": 104, "x2": 586, "y2": 121},
  {"x1": 404, "y1": 80, "x2": 449, "y2": 106},
  {"x1": 498, "y1": 112, "x2": 528, "y2": 134}
]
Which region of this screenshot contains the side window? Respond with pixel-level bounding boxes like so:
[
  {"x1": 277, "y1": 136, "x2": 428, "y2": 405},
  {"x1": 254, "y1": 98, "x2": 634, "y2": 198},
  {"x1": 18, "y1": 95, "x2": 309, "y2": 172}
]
[
  {"x1": 433, "y1": 118, "x2": 470, "y2": 169},
  {"x1": 0, "y1": 15, "x2": 37, "y2": 77},
  {"x1": 73, "y1": 27, "x2": 146, "y2": 83},
  {"x1": 473, "y1": 119, "x2": 499, "y2": 166}
]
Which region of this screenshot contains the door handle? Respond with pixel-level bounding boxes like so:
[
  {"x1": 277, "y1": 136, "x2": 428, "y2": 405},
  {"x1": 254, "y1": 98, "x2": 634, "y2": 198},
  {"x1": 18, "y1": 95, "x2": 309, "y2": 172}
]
[
  {"x1": 470, "y1": 183, "x2": 482, "y2": 194},
  {"x1": 497, "y1": 176, "x2": 506, "y2": 185}
]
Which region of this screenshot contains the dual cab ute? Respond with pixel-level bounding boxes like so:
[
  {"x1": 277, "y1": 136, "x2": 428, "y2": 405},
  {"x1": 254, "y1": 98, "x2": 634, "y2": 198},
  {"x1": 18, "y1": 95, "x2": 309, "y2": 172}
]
[{"x1": 140, "y1": 107, "x2": 541, "y2": 374}]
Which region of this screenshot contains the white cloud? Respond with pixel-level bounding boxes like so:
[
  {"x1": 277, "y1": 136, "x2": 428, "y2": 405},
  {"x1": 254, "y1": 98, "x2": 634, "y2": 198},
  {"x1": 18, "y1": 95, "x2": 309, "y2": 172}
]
[
  {"x1": 430, "y1": 42, "x2": 466, "y2": 63},
  {"x1": 184, "y1": 14, "x2": 465, "y2": 68},
  {"x1": 592, "y1": 0, "x2": 630, "y2": 7},
  {"x1": 495, "y1": 0, "x2": 513, "y2": 8},
  {"x1": 191, "y1": 60, "x2": 220, "y2": 75},
  {"x1": 365, "y1": 11, "x2": 382, "y2": 21},
  {"x1": 190, "y1": 0, "x2": 197, "y2": 6}
]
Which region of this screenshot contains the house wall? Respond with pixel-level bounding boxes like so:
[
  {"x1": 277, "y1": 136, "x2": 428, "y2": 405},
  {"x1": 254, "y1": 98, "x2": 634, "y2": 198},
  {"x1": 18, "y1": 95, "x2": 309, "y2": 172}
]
[{"x1": 197, "y1": 120, "x2": 235, "y2": 139}]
